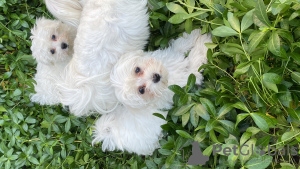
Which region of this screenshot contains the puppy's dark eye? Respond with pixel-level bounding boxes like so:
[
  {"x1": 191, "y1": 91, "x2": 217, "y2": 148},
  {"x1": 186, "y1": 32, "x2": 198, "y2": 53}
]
[
  {"x1": 135, "y1": 67, "x2": 141, "y2": 74},
  {"x1": 139, "y1": 86, "x2": 145, "y2": 94},
  {"x1": 50, "y1": 49, "x2": 55, "y2": 54},
  {"x1": 51, "y1": 35, "x2": 56, "y2": 40}
]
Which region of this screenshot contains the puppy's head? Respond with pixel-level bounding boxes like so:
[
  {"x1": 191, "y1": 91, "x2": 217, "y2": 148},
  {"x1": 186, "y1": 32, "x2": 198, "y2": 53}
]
[
  {"x1": 30, "y1": 17, "x2": 76, "y2": 65},
  {"x1": 111, "y1": 51, "x2": 169, "y2": 109}
]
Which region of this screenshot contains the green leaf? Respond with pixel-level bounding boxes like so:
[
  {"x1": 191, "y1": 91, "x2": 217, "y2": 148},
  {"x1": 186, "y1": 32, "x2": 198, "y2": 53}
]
[
  {"x1": 255, "y1": 0, "x2": 271, "y2": 27},
  {"x1": 65, "y1": 119, "x2": 71, "y2": 133},
  {"x1": 186, "y1": 0, "x2": 195, "y2": 13},
  {"x1": 236, "y1": 113, "x2": 249, "y2": 127},
  {"x1": 289, "y1": 53, "x2": 300, "y2": 64},
  {"x1": 16, "y1": 70, "x2": 26, "y2": 83},
  {"x1": 202, "y1": 145, "x2": 214, "y2": 156},
  {"x1": 190, "y1": 107, "x2": 199, "y2": 127},
  {"x1": 165, "y1": 153, "x2": 176, "y2": 168},
  {"x1": 166, "y1": 2, "x2": 187, "y2": 14},
  {"x1": 182, "y1": 112, "x2": 190, "y2": 127},
  {"x1": 3, "y1": 72, "x2": 12, "y2": 79},
  {"x1": 214, "y1": 125, "x2": 229, "y2": 137},
  {"x1": 246, "y1": 127, "x2": 261, "y2": 136},
  {"x1": 182, "y1": 10, "x2": 207, "y2": 19},
  {"x1": 0, "y1": 15, "x2": 5, "y2": 20},
  {"x1": 233, "y1": 62, "x2": 252, "y2": 77},
  {"x1": 192, "y1": 104, "x2": 210, "y2": 121},
  {"x1": 195, "y1": 130, "x2": 207, "y2": 142},
  {"x1": 5, "y1": 160, "x2": 11, "y2": 169},
  {"x1": 220, "y1": 44, "x2": 245, "y2": 56},
  {"x1": 281, "y1": 131, "x2": 295, "y2": 142},
  {"x1": 227, "y1": 12, "x2": 240, "y2": 32},
  {"x1": 232, "y1": 102, "x2": 250, "y2": 113},
  {"x1": 13, "y1": 89, "x2": 22, "y2": 97},
  {"x1": 158, "y1": 149, "x2": 172, "y2": 156},
  {"x1": 174, "y1": 103, "x2": 194, "y2": 116},
  {"x1": 145, "y1": 160, "x2": 158, "y2": 169},
  {"x1": 168, "y1": 13, "x2": 186, "y2": 24},
  {"x1": 168, "y1": 85, "x2": 186, "y2": 96},
  {"x1": 178, "y1": 94, "x2": 188, "y2": 106},
  {"x1": 250, "y1": 113, "x2": 269, "y2": 132},
  {"x1": 186, "y1": 74, "x2": 196, "y2": 92},
  {"x1": 209, "y1": 130, "x2": 219, "y2": 143},
  {"x1": 204, "y1": 43, "x2": 218, "y2": 49},
  {"x1": 185, "y1": 18, "x2": 192, "y2": 34},
  {"x1": 39, "y1": 131, "x2": 46, "y2": 143},
  {"x1": 153, "y1": 113, "x2": 166, "y2": 120},
  {"x1": 240, "y1": 132, "x2": 252, "y2": 145},
  {"x1": 256, "y1": 136, "x2": 270, "y2": 147},
  {"x1": 200, "y1": 98, "x2": 216, "y2": 117},
  {"x1": 262, "y1": 73, "x2": 282, "y2": 93},
  {"x1": 28, "y1": 156, "x2": 39, "y2": 165},
  {"x1": 0, "y1": 106, "x2": 7, "y2": 112},
  {"x1": 278, "y1": 30, "x2": 293, "y2": 42},
  {"x1": 25, "y1": 117, "x2": 36, "y2": 124},
  {"x1": 289, "y1": 11, "x2": 300, "y2": 21},
  {"x1": 148, "y1": 0, "x2": 165, "y2": 10},
  {"x1": 15, "y1": 112, "x2": 24, "y2": 121},
  {"x1": 239, "y1": 138, "x2": 257, "y2": 165},
  {"x1": 212, "y1": 26, "x2": 238, "y2": 37},
  {"x1": 267, "y1": 31, "x2": 281, "y2": 56},
  {"x1": 12, "y1": 30, "x2": 26, "y2": 37},
  {"x1": 83, "y1": 154, "x2": 89, "y2": 163},
  {"x1": 288, "y1": 108, "x2": 300, "y2": 123},
  {"x1": 219, "y1": 120, "x2": 239, "y2": 136},
  {"x1": 241, "y1": 9, "x2": 255, "y2": 32},
  {"x1": 248, "y1": 31, "x2": 268, "y2": 53},
  {"x1": 291, "y1": 72, "x2": 300, "y2": 84},
  {"x1": 54, "y1": 115, "x2": 67, "y2": 123},
  {"x1": 205, "y1": 119, "x2": 218, "y2": 132},
  {"x1": 176, "y1": 130, "x2": 193, "y2": 139},
  {"x1": 217, "y1": 103, "x2": 233, "y2": 119},
  {"x1": 280, "y1": 163, "x2": 296, "y2": 169},
  {"x1": 245, "y1": 156, "x2": 273, "y2": 169}
]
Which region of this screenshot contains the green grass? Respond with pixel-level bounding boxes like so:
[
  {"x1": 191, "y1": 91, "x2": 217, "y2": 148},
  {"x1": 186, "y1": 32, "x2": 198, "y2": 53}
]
[{"x1": 1, "y1": 0, "x2": 300, "y2": 168}]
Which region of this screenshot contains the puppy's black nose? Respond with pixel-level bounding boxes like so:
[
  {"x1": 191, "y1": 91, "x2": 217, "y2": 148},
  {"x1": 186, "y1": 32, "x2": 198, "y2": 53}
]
[
  {"x1": 61, "y1": 42, "x2": 68, "y2": 49},
  {"x1": 153, "y1": 73, "x2": 161, "y2": 83}
]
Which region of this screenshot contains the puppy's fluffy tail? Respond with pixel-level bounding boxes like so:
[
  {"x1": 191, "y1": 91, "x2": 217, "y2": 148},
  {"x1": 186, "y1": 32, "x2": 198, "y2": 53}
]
[
  {"x1": 45, "y1": 0, "x2": 83, "y2": 27},
  {"x1": 188, "y1": 31, "x2": 212, "y2": 84},
  {"x1": 92, "y1": 112, "x2": 124, "y2": 152},
  {"x1": 58, "y1": 60, "x2": 119, "y2": 117},
  {"x1": 170, "y1": 29, "x2": 201, "y2": 54},
  {"x1": 92, "y1": 107, "x2": 164, "y2": 155}
]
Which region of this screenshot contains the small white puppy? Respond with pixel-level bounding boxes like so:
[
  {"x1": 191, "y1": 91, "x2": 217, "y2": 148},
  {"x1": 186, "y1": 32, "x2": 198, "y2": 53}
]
[
  {"x1": 57, "y1": 0, "x2": 150, "y2": 116},
  {"x1": 93, "y1": 30, "x2": 212, "y2": 155},
  {"x1": 30, "y1": 18, "x2": 76, "y2": 105}
]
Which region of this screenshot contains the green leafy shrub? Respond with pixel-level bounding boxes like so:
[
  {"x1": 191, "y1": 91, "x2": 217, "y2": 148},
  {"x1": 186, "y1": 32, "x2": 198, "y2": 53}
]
[{"x1": 1, "y1": 0, "x2": 300, "y2": 168}]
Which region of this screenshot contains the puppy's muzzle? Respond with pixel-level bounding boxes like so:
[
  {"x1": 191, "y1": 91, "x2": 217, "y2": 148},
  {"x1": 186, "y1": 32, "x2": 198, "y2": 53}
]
[
  {"x1": 61, "y1": 42, "x2": 68, "y2": 49},
  {"x1": 153, "y1": 73, "x2": 161, "y2": 83}
]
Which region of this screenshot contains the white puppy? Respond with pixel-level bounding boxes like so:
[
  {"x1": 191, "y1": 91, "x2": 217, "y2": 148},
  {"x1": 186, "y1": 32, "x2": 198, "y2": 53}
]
[
  {"x1": 45, "y1": 0, "x2": 85, "y2": 27},
  {"x1": 30, "y1": 18, "x2": 76, "y2": 105},
  {"x1": 93, "y1": 30, "x2": 212, "y2": 155},
  {"x1": 58, "y1": 0, "x2": 150, "y2": 116}
]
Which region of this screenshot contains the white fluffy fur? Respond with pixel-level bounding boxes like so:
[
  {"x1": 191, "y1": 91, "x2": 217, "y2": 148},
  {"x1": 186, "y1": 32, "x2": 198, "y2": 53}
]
[
  {"x1": 45, "y1": 0, "x2": 85, "y2": 27},
  {"x1": 57, "y1": 0, "x2": 150, "y2": 116},
  {"x1": 93, "y1": 30, "x2": 212, "y2": 155},
  {"x1": 30, "y1": 18, "x2": 76, "y2": 105}
]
